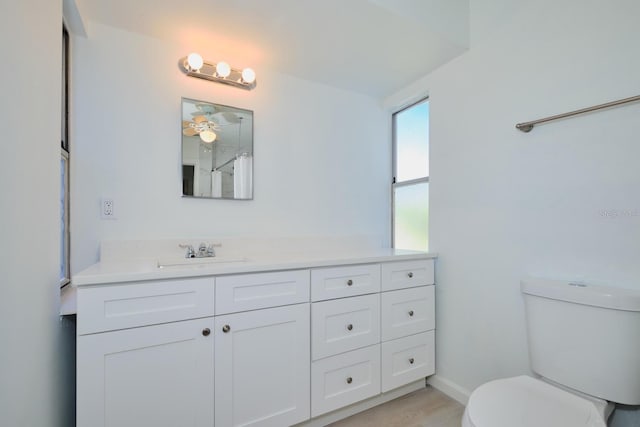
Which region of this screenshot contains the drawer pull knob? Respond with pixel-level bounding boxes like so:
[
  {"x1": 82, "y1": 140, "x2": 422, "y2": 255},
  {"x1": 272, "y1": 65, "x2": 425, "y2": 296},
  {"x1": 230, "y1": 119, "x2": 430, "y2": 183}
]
[
  {"x1": 346, "y1": 377, "x2": 353, "y2": 384},
  {"x1": 222, "y1": 325, "x2": 231, "y2": 333},
  {"x1": 202, "y1": 328, "x2": 211, "y2": 337},
  {"x1": 408, "y1": 272, "x2": 414, "y2": 278},
  {"x1": 347, "y1": 279, "x2": 353, "y2": 286},
  {"x1": 347, "y1": 324, "x2": 353, "y2": 331},
  {"x1": 408, "y1": 310, "x2": 414, "y2": 317},
  {"x1": 409, "y1": 358, "x2": 415, "y2": 365}
]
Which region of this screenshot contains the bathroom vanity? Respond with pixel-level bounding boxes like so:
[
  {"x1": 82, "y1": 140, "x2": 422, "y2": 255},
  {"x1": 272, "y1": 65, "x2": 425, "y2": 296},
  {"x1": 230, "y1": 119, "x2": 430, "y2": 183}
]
[{"x1": 73, "y1": 240, "x2": 436, "y2": 427}]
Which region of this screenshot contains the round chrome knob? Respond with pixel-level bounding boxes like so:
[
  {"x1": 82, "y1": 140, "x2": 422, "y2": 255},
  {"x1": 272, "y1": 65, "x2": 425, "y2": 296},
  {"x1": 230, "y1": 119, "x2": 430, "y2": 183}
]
[
  {"x1": 346, "y1": 377, "x2": 353, "y2": 384},
  {"x1": 347, "y1": 279, "x2": 353, "y2": 286},
  {"x1": 347, "y1": 324, "x2": 353, "y2": 331},
  {"x1": 202, "y1": 328, "x2": 211, "y2": 337},
  {"x1": 408, "y1": 310, "x2": 414, "y2": 317},
  {"x1": 408, "y1": 272, "x2": 414, "y2": 278},
  {"x1": 222, "y1": 325, "x2": 231, "y2": 333},
  {"x1": 409, "y1": 358, "x2": 415, "y2": 364}
]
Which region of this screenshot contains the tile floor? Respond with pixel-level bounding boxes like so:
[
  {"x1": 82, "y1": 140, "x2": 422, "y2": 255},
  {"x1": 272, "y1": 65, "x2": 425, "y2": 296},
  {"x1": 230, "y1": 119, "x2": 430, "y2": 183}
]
[{"x1": 328, "y1": 386, "x2": 464, "y2": 427}]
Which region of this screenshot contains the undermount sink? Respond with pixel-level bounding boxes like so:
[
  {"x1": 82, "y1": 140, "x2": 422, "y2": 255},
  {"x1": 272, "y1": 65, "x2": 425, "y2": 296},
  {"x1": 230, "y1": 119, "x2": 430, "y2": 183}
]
[{"x1": 157, "y1": 257, "x2": 247, "y2": 268}]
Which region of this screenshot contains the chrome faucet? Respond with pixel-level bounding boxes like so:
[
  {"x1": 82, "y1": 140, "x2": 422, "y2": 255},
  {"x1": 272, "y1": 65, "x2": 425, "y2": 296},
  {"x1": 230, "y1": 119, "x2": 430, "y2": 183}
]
[
  {"x1": 179, "y1": 243, "x2": 216, "y2": 258},
  {"x1": 197, "y1": 243, "x2": 207, "y2": 257}
]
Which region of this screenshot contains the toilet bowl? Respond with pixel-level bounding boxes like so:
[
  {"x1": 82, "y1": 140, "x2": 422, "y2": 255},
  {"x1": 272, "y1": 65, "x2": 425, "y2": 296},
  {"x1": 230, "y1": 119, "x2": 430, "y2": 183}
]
[
  {"x1": 462, "y1": 375, "x2": 613, "y2": 427},
  {"x1": 461, "y1": 278, "x2": 640, "y2": 427}
]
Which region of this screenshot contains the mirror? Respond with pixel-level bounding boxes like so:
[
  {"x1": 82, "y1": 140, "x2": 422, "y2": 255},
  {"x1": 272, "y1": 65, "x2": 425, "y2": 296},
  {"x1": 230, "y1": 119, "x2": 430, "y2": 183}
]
[{"x1": 181, "y1": 98, "x2": 253, "y2": 199}]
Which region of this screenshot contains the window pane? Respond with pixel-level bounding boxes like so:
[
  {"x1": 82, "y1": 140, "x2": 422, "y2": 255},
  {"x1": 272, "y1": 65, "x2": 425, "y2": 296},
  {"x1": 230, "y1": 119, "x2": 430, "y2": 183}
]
[
  {"x1": 394, "y1": 183, "x2": 429, "y2": 251},
  {"x1": 395, "y1": 100, "x2": 429, "y2": 182}
]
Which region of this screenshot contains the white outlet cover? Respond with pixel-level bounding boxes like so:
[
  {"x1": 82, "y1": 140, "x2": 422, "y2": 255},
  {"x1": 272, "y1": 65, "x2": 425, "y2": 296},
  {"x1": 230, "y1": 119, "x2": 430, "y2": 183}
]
[{"x1": 101, "y1": 198, "x2": 116, "y2": 220}]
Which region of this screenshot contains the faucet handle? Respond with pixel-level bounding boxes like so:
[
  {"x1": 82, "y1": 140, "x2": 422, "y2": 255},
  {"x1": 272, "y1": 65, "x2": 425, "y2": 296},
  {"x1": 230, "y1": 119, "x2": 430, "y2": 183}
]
[
  {"x1": 206, "y1": 244, "x2": 216, "y2": 257},
  {"x1": 178, "y1": 244, "x2": 196, "y2": 258}
]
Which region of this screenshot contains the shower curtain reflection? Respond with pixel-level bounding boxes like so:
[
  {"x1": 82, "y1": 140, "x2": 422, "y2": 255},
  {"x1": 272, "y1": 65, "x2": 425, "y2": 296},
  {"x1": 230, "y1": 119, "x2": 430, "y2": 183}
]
[{"x1": 233, "y1": 153, "x2": 253, "y2": 199}]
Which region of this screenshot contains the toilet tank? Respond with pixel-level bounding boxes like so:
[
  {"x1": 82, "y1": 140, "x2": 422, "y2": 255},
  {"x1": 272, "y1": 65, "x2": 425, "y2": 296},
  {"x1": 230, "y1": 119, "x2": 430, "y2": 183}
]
[{"x1": 521, "y1": 278, "x2": 640, "y2": 405}]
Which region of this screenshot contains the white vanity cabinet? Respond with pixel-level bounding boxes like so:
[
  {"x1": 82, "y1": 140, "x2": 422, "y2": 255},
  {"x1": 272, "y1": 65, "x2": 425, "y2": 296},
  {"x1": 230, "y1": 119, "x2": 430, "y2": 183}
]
[
  {"x1": 77, "y1": 272, "x2": 310, "y2": 427},
  {"x1": 75, "y1": 254, "x2": 435, "y2": 427},
  {"x1": 309, "y1": 259, "x2": 435, "y2": 417},
  {"x1": 380, "y1": 260, "x2": 436, "y2": 393},
  {"x1": 77, "y1": 277, "x2": 217, "y2": 427},
  {"x1": 213, "y1": 270, "x2": 311, "y2": 426}
]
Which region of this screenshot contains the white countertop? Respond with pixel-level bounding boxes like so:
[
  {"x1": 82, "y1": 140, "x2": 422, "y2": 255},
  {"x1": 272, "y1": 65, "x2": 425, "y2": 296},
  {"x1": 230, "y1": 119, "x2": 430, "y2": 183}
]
[{"x1": 72, "y1": 248, "x2": 436, "y2": 286}]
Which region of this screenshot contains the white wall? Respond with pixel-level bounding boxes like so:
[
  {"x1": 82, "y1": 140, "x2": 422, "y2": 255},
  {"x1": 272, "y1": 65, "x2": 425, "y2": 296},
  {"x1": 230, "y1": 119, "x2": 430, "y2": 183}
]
[
  {"x1": 71, "y1": 22, "x2": 390, "y2": 273},
  {"x1": 387, "y1": 0, "x2": 640, "y2": 423},
  {"x1": 0, "y1": 1, "x2": 75, "y2": 426}
]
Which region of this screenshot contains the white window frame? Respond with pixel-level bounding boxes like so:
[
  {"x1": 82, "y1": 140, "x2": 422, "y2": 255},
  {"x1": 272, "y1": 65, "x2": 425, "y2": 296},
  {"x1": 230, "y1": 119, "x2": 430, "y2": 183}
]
[{"x1": 391, "y1": 97, "x2": 429, "y2": 249}]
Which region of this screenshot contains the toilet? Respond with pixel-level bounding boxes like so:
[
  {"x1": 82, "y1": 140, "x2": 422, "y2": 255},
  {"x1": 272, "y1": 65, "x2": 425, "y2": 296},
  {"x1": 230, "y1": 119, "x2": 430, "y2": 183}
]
[{"x1": 462, "y1": 278, "x2": 640, "y2": 427}]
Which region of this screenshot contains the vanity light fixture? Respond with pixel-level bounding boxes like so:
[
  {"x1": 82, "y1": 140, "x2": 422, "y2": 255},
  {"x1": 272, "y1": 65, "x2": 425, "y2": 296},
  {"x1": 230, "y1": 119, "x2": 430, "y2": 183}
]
[{"x1": 181, "y1": 53, "x2": 256, "y2": 90}]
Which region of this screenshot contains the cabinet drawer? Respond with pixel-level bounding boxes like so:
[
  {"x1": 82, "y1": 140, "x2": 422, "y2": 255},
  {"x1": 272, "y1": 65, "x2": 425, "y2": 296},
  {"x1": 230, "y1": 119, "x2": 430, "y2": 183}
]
[
  {"x1": 381, "y1": 286, "x2": 435, "y2": 341},
  {"x1": 311, "y1": 264, "x2": 380, "y2": 301},
  {"x1": 78, "y1": 277, "x2": 215, "y2": 335},
  {"x1": 381, "y1": 259, "x2": 434, "y2": 291},
  {"x1": 381, "y1": 331, "x2": 435, "y2": 393},
  {"x1": 311, "y1": 344, "x2": 381, "y2": 417},
  {"x1": 215, "y1": 270, "x2": 310, "y2": 315},
  {"x1": 312, "y1": 294, "x2": 380, "y2": 360}
]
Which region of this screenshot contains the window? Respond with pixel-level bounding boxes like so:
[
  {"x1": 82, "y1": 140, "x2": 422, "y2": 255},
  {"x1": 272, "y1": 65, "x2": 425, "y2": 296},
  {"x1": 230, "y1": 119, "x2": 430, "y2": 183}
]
[
  {"x1": 61, "y1": 25, "x2": 70, "y2": 286},
  {"x1": 392, "y1": 98, "x2": 429, "y2": 251}
]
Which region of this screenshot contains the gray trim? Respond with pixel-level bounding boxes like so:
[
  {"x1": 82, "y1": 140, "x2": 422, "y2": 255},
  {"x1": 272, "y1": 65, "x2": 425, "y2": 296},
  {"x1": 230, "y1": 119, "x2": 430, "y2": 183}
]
[
  {"x1": 61, "y1": 149, "x2": 70, "y2": 286},
  {"x1": 60, "y1": 24, "x2": 71, "y2": 287},
  {"x1": 393, "y1": 177, "x2": 429, "y2": 188}
]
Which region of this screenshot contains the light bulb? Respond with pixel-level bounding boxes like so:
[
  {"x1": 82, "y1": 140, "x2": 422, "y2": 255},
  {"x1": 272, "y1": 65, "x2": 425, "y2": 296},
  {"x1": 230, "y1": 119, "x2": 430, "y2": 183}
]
[
  {"x1": 241, "y1": 68, "x2": 256, "y2": 84},
  {"x1": 187, "y1": 53, "x2": 204, "y2": 71},
  {"x1": 199, "y1": 130, "x2": 217, "y2": 143},
  {"x1": 216, "y1": 61, "x2": 231, "y2": 78}
]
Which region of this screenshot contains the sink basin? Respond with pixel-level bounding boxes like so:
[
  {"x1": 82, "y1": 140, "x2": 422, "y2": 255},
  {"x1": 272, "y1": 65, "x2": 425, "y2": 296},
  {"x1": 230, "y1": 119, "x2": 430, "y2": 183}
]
[{"x1": 157, "y1": 257, "x2": 247, "y2": 268}]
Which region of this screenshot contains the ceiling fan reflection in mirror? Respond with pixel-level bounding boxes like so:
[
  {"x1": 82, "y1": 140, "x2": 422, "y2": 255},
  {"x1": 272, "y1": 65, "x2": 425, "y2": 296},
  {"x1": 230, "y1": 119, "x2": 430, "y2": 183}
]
[
  {"x1": 183, "y1": 104, "x2": 221, "y2": 143},
  {"x1": 182, "y1": 116, "x2": 220, "y2": 143},
  {"x1": 182, "y1": 102, "x2": 242, "y2": 143}
]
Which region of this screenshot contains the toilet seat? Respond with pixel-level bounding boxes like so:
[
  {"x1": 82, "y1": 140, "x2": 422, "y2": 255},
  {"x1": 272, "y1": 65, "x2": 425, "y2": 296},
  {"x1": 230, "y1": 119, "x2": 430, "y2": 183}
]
[{"x1": 463, "y1": 376, "x2": 608, "y2": 427}]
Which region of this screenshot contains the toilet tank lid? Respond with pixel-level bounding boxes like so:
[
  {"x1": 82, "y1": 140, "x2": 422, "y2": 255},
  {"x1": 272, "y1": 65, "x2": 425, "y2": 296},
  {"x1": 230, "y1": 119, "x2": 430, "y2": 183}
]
[{"x1": 521, "y1": 278, "x2": 640, "y2": 312}]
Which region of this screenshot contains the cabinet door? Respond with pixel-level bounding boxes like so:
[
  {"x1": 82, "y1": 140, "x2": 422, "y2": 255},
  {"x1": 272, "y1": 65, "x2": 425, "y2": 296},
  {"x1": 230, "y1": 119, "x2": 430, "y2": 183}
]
[
  {"x1": 215, "y1": 304, "x2": 310, "y2": 427},
  {"x1": 77, "y1": 318, "x2": 214, "y2": 427}
]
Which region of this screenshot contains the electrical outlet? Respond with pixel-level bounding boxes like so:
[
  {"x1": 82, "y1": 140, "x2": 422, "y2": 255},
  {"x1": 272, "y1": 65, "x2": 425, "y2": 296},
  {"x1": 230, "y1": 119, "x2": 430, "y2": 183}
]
[{"x1": 101, "y1": 198, "x2": 115, "y2": 219}]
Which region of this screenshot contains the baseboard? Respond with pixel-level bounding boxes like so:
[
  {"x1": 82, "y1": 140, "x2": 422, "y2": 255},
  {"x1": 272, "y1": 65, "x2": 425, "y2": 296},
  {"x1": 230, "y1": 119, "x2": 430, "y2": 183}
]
[{"x1": 427, "y1": 375, "x2": 471, "y2": 406}]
